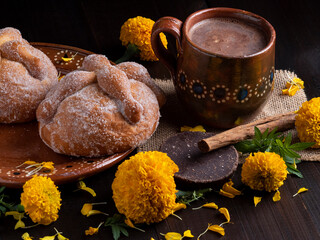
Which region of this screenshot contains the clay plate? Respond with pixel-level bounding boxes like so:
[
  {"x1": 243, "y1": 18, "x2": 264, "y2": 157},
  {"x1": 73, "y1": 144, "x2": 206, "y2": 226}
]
[{"x1": 0, "y1": 43, "x2": 133, "y2": 188}]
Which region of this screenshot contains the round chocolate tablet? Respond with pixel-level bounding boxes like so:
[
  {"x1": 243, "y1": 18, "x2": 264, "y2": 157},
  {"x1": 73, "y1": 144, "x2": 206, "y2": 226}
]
[{"x1": 160, "y1": 131, "x2": 239, "y2": 190}]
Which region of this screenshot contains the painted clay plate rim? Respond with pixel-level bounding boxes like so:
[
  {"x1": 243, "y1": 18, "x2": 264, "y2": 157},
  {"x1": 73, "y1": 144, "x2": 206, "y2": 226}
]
[{"x1": 0, "y1": 43, "x2": 133, "y2": 188}]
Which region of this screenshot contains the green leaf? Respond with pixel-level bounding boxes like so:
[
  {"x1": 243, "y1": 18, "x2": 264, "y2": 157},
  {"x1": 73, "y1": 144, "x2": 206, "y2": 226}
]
[
  {"x1": 288, "y1": 142, "x2": 315, "y2": 151},
  {"x1": 119, "y1": 226, "x2": 129, "y2": 237},
  {"x1": 14, "y1": 204, "x2": 24, "y2": 213},
  {"x1": 276, "y1": 139, "x2": 284, "y2": 147},
  {"x1": 252, "y1": 138, "x2": 262, "y2": 148},
  {"x1": 267, "y1": 128, "x2": 278, "y2": 139},
  {"x1": 283, "y1": 133, "x2": 292, "y2": 147},
  {"x1": 262, "y1": 128, "x2": 269, "y2": 139},
  {"x1": 254, "y1": 126, "x2": 262, "y2": 140},
  {"x1": 111, "y1": 226, "x2": 121, "y2": 240},
  {"x1": 234, "y1": 140, "x2": 258, "y2": 153},
  {"x1": 282, "y1": 155, "x2": 296, "y2": 164},
  {"x1": 115, "y1": 43, "x2": 140, "y2": 64},
  {"x1": 0, "y1": 187, "x2": 5, "y2": 194},
  {"x1": 104, "y1": 214, "x2": 129, "y2": 240},
  {"x1": 282, "y1": 147, "x2": 301, "y2": 158},
  {"x1": 287, "y1": 164, "x2": 303, "y2": 178},
  {"x1": 265, "y1": 143, "x2": 273, "y2": 152},
  {"x1": 176, "y1": 188, "x2": 212, "y2": 205},
  {"x1": 0, "y1": 205, "x2": 6, "y2": 214}
]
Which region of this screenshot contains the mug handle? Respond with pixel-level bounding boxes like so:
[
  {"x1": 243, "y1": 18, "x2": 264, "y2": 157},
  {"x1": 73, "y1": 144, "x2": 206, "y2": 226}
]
[{"x1": 151, "y1": 17, "x2": 183, "y2": 78}]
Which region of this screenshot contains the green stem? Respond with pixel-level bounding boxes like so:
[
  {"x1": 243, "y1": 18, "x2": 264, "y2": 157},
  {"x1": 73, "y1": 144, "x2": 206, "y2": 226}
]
[{"x1": 115, "y1": 43, "x2": 140, "y2": 64}]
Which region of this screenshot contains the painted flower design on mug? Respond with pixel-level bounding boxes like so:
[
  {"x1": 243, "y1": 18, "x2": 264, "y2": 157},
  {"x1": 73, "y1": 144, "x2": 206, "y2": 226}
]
[
  {"x1": 177, "y1": 70, "x2": 188, "y2": 90},
  {"x1": 189, "y1": 79, "x2": 207, "y2": 99}
]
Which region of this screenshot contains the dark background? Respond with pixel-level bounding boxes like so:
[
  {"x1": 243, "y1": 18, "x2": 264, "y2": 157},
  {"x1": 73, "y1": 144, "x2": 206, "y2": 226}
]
[{"x1": 0, "y1": 0, "x2": 320, "y2": 239}]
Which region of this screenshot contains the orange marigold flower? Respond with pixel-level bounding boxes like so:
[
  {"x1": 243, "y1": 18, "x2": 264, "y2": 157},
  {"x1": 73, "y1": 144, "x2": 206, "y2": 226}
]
[
  {"x1": 241, "y1": 152, "x2": 287, "y2": 192},
  {"x1": 112, "y1": 151, "x2": 179, "y2": 224},
  {"x1": 21, "y1": 175, "x2": 61, "y2": 225},
  {"x1": 120, "y1": 16, "x2": 168, "y2": 61},
  {"x1": 295, "y1": 97, "x2": 320, "y2": 148}
]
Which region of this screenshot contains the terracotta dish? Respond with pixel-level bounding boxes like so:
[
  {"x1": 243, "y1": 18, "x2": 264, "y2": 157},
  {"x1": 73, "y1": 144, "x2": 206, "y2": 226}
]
[{"x1": 0, "y1": 43, "x2": 133, "y2": 188}]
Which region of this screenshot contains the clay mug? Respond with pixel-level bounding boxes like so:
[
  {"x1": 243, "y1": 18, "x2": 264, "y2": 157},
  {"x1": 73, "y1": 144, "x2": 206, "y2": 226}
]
[{"x1": 151, "y1": 7, "x2": 276, "y2": 128}]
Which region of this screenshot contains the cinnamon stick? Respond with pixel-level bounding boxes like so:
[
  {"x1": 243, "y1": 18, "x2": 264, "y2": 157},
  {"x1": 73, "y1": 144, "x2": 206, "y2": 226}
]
[{"x1": 198, "y1": 111, "x2": 296, "y2": 153}]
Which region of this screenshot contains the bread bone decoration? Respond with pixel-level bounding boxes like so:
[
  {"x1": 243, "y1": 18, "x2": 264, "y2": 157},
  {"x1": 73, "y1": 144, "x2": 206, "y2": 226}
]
[
  {"x1": 36, "y1": 54, "x2": 166, "y2": 157},
  {"x1": 0, "y1": 27, "x2": 58, "y2": 123}
]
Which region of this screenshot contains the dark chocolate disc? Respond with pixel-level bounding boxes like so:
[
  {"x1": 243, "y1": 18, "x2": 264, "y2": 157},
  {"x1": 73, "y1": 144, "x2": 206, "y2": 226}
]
[{"x1": 160, "y1": 131, "x2": 239, "y2": 190}]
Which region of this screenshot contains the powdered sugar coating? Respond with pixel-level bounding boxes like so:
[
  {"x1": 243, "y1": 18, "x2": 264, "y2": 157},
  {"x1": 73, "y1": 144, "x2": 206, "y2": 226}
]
[
  {"x1": 0, "y1": 27, "x2": 58, "y2": 123},
  {"x1": 81, "y1": 54, "x2": 111, "y2": 71},
  {"x1": 117, "y1": 61, "x2": 166, "y2": 107},
  {"x1": 39, "y1": 81, "x2": 159, "y2": 157},
  {"x1": 96, "y1": 65, "x2": 143, "y2": 124},
  {"x1": 36, "y1": 71, "x2": 96, "y2": 124},
  {"x1": 0, "y1": 27, "x2": 23, "y2": 45},
  {"x1": 37, "y1": 54, "x2": 160, "y2": 157}
]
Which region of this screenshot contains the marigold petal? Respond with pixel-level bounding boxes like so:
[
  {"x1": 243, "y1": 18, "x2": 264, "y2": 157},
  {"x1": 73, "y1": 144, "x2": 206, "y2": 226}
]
[
  {"x1": 61, "y1": 57, "x2": 73, "y2": 62},
  {"x1": 219, "y1": 207, "x2": 230, "y2": 222},
  {"x1": 85, "y1": 227, "x2": 99, "y2": 236},
  {"x1": 181, "y1": 125, "x2": 206, "y2": 132},
  {"x1": 190, "y1": 125, "x2": 206, "y2": 132},
  {"x1": 219, "y1": 189, "x2": 235, "y2": 198},
  {"x1": 57, "y1": 233, "x2": 69, "y2": 240},
  {"x1": 5, "y1": 211, "x2": 24, "y2": 221},
  {"x1": 39, "y1": 236, "x2": 56, "y2": 240},
  {"x1": 282, "y1": 89, "x2": 289, "y2": 95},
  {"x1": 202, "y1": 202, "x2": 218, "y2": 209},
  {"x1": 58, "y1": 75, "x2": 65, "y2": 81},
  {"x1": 86, "y1": 210, "x2": 106, "y2": 217},
  {"x1": 14, "y1": 219, "x2": 25, "y2": 230},
  {"x1": 183, "y1": 230, "x2": 194, "y2": 238},
  {"x1": 172, "y1": 203, "x2": 187, "y2": 212},
  {"x1": 164, "y1": 232, "x2": 182, "y2": 240},
  {"x1": 222, "y1": 181, "x2": 242, "y2": 196},
  {"x1": 79, "y1": 186, "x2": 96, "y2": 197},
  {"x1": 81, "y1": 203, "x2": 93, "y2": 215},
  {"x1": 41, "y1": 162, "x2": 54, "y2": 171},
  {"x1": 180, "y1": 126, "x2": 192, "y2": 132},
  {"x1": 283, "y1": 77, "x2": 304, "y2": 96},
  {"x1": 125, "y1": 218, "x2": 135, "y2": 228},
  {"x1": 293, "y1": 187, "x2": 309, "y2": 197},
  {"x1": 254, "y1": 196, "x2": 262, "y2": 207},
  {"x1": 21, "y1": 232, "x2": 33, "y2": 240},
  {"x1": 208, "y1": 225, "x2": 225, "y2": 236},
  {"x1": 294, "y1": 77, "x2": 304, "y2": 89},
  {"x1": 273, "y1": 190, "x2": 281, "y2": 202},
  {"x1": 24, "y1": 161, "x2": 37, "y2": 165}
]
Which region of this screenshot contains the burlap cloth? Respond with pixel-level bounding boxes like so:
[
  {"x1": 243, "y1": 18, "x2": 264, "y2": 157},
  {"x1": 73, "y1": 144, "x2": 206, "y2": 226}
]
[{"x1": 138, "y1": 70, "x2": 320, "y2": 161}]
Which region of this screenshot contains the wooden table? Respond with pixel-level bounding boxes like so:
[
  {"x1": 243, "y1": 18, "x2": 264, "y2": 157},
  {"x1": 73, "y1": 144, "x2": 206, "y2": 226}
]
[{"x1": 1, "y1": 0, "x2": 319, "y2": 239}]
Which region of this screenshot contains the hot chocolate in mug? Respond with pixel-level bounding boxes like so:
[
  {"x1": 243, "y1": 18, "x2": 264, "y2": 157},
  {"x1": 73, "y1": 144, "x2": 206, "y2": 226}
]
[{"x1": 151, "y1": 7, "x2": 276, "y2": 128}]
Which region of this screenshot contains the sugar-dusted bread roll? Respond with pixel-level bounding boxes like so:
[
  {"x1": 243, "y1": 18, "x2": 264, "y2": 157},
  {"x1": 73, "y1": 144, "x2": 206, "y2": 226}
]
[
  {"x1": 0, "y1": 27, "x2": 58, "y2": 123},
  {"x1": 36, "y1": 54, "x2": 164, "y2": 157}
]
